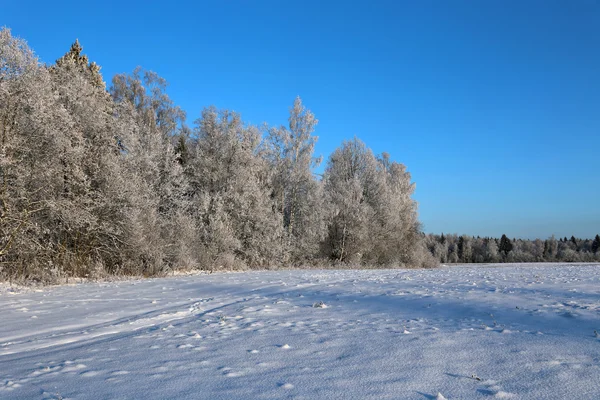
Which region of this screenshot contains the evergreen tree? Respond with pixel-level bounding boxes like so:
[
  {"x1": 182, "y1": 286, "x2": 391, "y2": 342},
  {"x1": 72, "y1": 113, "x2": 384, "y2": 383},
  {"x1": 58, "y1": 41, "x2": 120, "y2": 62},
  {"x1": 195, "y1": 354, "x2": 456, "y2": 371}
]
[
  {"x1": 499, "y1": 234, "x2": 513, "y2": 257},
  {"x1": 174, "y1": 132, "x2": 189, "y2": 166},
  {"x1": 593, "y1": 235, "x2": 600, "y2": 254},
  {"x1": 570, "y1": 236, "x2": 578, "y2": 250},
  {"x1": 53, "y1": 39, "x2": 105, "y2": 90}
]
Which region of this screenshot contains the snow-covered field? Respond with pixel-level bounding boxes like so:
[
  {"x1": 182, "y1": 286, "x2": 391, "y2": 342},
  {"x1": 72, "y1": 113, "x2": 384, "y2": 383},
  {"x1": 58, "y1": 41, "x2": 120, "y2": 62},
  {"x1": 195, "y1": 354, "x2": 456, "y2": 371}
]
[{"x1": 2, "y1": 264, "x2": 600, "y2": 399}]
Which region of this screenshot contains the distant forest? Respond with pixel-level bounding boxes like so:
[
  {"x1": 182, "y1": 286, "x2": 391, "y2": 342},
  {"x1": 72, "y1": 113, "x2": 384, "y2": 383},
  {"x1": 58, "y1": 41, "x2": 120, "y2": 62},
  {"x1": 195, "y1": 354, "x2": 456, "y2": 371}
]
[
  {"x1": 1, "y1": 29, "x2": 597, "y2": 283},
  {"x1": 424, "y1": 234, "x2": 600, "y2": 264}
]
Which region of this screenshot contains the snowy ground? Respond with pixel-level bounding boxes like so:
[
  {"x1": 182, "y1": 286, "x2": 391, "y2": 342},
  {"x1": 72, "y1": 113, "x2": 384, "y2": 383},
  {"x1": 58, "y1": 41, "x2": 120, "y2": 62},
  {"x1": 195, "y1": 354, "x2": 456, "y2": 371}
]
[{"x1": 2, "y1": 264, "x2": 600, "y2": 399}]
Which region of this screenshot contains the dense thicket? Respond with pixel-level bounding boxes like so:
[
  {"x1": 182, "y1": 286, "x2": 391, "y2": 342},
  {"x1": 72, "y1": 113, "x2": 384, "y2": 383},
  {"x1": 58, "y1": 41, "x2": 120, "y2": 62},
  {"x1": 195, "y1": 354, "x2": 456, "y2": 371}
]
[
  {"x1": 0, "y1": 29, "x2": 433, "y2": 281},
  {"x1": 425, "y1": 233, "x2": 600, "y2": 263}
]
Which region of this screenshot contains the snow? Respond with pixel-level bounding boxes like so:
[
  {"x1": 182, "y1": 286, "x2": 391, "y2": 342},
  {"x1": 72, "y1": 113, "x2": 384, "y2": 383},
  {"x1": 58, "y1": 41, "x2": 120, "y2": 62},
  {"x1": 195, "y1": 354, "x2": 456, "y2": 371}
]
[{"x1": 2, "y1": 263, "x2": 600, "y2": 399}]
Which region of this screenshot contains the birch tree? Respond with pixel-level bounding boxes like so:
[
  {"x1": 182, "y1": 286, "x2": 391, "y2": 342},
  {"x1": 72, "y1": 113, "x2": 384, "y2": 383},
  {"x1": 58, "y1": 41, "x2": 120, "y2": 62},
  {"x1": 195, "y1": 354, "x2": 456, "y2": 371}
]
[
  {"x1": 266, "y1": 97, "x2": 325, "y2": 264},
  {"x1": 188, "y1": 107, "x2": 282, "y2": 269},
  {"x1": 110, "y1": 68, "x2": 194, "y2": 273},
  {"x1": 322, "y1": 138, "x2": 430, "y2": 267},
  {"x1": 0, "y1": 28, "x2": 62, "y2": 277},
  {"x1": 322, "y1": 138, "x2": 377, "y2": 263}
]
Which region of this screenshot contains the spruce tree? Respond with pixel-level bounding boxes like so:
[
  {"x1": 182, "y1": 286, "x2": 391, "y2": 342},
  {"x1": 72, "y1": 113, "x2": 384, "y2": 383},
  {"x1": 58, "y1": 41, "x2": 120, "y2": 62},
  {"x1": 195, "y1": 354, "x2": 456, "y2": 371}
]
[
  {"x1": 499, "y1": 234, "x2": 513, "y2": 257},
  {"x1": 593, "y1": 235, "x2": 600, "y2": 254},
  {"x1": 53, "y1": 39, "x2": 105, "y2": 90},
  {"x1": 570, "y1": 236, "x2": 578, "y2": 250},
  {"x1": 174, "y1": 134, "x2": 188, "y2": 166},
  {"x1": 458, "y1": 236, "x2": 465, "y2": 261}
]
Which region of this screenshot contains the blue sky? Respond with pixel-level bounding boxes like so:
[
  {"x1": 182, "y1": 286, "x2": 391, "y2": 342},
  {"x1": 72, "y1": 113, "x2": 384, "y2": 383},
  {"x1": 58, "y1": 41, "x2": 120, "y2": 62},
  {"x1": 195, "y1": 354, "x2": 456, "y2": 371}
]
[{"x1": 3, "y1": 0, "x2": 599, "y2": 239}]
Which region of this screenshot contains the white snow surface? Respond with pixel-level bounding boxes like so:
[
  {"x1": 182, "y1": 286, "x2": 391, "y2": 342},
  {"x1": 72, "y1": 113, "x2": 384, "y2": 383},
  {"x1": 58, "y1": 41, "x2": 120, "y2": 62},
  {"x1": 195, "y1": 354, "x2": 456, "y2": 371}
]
[{"x1": 2, "y1": 264, "x2": 600, "y2": 399}]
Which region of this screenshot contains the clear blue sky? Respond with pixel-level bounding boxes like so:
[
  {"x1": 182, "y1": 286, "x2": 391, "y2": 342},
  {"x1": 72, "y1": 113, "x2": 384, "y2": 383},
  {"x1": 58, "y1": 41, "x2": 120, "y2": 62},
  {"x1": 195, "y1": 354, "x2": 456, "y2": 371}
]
[{"x1": 3, "y1": 0, "x2": 599, "y2": 239}]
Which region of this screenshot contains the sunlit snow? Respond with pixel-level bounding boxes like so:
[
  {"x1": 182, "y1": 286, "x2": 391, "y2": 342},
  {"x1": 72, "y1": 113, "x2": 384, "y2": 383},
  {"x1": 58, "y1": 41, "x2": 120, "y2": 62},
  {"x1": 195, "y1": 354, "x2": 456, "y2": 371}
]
[{"x1": 2, "y1": 264, "x2": 600, "y2": 399}]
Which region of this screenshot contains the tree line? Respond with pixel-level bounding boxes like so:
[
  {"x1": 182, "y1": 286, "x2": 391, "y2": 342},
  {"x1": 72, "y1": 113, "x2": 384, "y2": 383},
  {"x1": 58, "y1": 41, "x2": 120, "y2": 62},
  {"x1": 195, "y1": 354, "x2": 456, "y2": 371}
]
[
  {"x1": 0, "y1": 29, "x2": 436, "y2": 282},
  {"x1": 424, "y1": 233, "x2": 600, "y2": 264}
]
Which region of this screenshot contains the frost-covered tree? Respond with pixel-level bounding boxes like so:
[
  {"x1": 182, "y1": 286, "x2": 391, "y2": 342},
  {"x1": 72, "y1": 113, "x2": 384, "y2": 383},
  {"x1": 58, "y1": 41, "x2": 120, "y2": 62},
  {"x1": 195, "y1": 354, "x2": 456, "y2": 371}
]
[
  {"x1": 110, "y1": 67, "x2": 194, "y2": 273},
  {"x1": 188, "y1": 108, "x2": 282, "y2": 269},
  {"x1": 458, "y1": 235, "x2": 473, "y2": 263},
  {"x1": 322, "y1": 138, "x2": 431, "y2": 267},
  {"x1": 425, "y1": 232, "x2": 600, "y2": 264},
  {"x1": 484, "y1": 238, "x2": 499, "y2": 262},
  {"x1": 111, "y1": 67, "x2": 185, "y2": 132},
  {"x1": 322, "y1": 138, "x2": 376, "y2": 263},
  {"x1": 266, "y1": 97, "x2": 325, "y2": 264},
  {"x1": 48, "y1": 38, "x2": 134, "y2": 277},
  {"x1": 368, "y1": 152, "x2": 428, "y2": 266},
  {"x1": 0, "y1": 27, "x2": 65, "y2": 277},
  {"x1": 543, "y1": 235, "x2": 558, "y2": 261},
  {"x1": 1, "y1": 28, "x2": 440, "y2": 280},
  {"x1": 0, "y1": 30, "x2": 131, "y2": 279}
]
